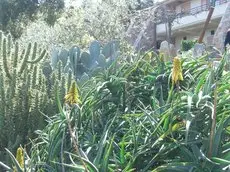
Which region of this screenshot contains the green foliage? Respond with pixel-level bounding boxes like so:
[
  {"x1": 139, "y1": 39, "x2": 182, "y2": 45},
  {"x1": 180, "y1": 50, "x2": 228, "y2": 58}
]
[
  {"x1": 31, "y1": 51, "x2": 230, "y2": 171},
  {"x1": 0, "y1": 0, "x2": 38, "y2": 38},
  {"x1": 1, "y1": 34, "x2": 230, "y2": 171},
  {"x1": 0, "y1": 0, "x2": 65, "y2": 38},
  {"x1": 181, "y1": 40, "x2": 198, "y2": 51},
  {"x1": 40, "y1": 0, "x2": 65, "y2": 26},
  {"x1": 0, "y1": 32, "x2": 48, "y2": 156},
  {"x1": 0, "y1": 31, "x2": 73, "y2": 165},
  {"x1": 18, "y1": 2, "x2": 135, "y2": 53},
  {"x1": 49, "y1": 40, "x2": 120, "y2": 81},
  {"x1": 4, "y1": 0, "x2": 230, "y2": 170}
]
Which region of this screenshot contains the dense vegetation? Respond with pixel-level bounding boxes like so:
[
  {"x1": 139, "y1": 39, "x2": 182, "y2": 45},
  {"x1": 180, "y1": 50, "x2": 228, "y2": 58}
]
[
  {"x1": 1, "y1": 29, "x2": 230, "y2": 171},
  {"x1": 1, "y1": 0, "x2": 230, "y2": 172}
]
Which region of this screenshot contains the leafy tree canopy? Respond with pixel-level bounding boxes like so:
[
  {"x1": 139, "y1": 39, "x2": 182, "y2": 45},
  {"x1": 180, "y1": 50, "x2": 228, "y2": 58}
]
[{"x1": 0, "y1": 0, "x2": 65, "y2": 38}]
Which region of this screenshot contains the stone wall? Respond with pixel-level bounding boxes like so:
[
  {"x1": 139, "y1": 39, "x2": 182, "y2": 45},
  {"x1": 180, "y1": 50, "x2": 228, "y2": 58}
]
[{"x1": 213, "y1": 2, "x2": 230, "y2": 51}]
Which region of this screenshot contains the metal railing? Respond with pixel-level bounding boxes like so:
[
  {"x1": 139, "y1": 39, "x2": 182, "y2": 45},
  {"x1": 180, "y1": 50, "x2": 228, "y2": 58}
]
[
  {"x1": 176, "y1": 0, "x2": 229, "y2": 18},
  {"x1": 156, "y1": 0, "x2": 229, "y2": 24},
  {"x1": 215, "y1": 0, "x2": 229, "y2": 5}
]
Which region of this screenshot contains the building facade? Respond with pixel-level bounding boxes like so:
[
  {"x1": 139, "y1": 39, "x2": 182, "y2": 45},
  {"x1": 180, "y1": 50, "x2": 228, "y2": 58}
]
[{"x1": 156, "y1": 0, "x2": 230, "y2": 50}]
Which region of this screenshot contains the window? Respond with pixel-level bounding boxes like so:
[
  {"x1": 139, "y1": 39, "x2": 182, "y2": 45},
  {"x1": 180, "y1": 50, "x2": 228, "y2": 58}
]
[{"x1": 211, "y1": 30, "x2": 215, "y2": 35}]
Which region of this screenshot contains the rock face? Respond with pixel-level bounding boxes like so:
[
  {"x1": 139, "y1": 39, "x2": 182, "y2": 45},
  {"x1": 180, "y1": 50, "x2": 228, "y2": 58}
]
[{"x1": 213, "y1": 2, "x2": 230, "y2": 51}]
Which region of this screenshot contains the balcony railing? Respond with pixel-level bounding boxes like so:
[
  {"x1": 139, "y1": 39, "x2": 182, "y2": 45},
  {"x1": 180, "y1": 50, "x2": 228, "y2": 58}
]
[
  {"x1": 155, "y1": 0, "x2": 229, "y2": 24},
  {"x1": 176, "y1": 0, "x2": 229, "y2": 19}
]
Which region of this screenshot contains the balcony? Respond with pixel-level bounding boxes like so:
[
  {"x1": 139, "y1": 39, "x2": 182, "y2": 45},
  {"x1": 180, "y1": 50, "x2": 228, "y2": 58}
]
[
  {"x1": 157, "y1": 0, "x2": 229, "y2": 35},
  {"x1": 176, "y1": 0, "x2": 229, "y2": 19}
]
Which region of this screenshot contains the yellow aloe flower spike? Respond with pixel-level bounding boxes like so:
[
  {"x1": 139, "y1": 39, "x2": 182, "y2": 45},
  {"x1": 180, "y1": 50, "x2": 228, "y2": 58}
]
[
  {"x1": 16, "y1": 147, "x2": 24, "y2": 169},
  {"x1": 172, "y1": 56, "x2": 183, "y2": 84},
  {"x1": 65, "y1": 81, "x2": 81, "y2": 105}
]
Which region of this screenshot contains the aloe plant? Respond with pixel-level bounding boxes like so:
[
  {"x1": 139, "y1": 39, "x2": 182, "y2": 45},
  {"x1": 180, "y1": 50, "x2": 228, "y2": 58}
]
[{"x1": 1, "y1": 42, "x2": 230, "y2": 172}]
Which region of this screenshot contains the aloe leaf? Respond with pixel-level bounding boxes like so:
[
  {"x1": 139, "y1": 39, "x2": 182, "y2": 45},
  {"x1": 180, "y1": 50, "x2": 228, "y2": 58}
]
[
  {"x1": 212, "y1": 116, "x2": 230, "y2": 157},
  {"x1": 65, "y1": 152, "x2": 99, "y2": 172},
  {"x1": 185, "y1": 92, "x2": 193, "y2": 143},
  {"x1": 152, "y1": 162, "x2": 196, "y2": 172},
  {"x1": 119, "y1": 136, "x2": 126, "y2": 166},
  {"x1": 101, "y1": 135, "x2": 115, "y2": 172},
  {"x1": 211, "y1": 157, "x2": 230, "y2": 165},
  {"x1": 94, "y1": 115, "x2": 117, "y2": 166},
  {"x1": 0, "y1": 161, "x2": 13, "y2": 171},
  {"x1": 53, "y1": 161, "x2": 85, "y2": 171}
]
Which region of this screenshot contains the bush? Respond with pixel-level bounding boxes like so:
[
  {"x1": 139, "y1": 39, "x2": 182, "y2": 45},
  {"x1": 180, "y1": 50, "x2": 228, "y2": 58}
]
[{"x1": 181, "y1": 39, "x2": 197, "y2": 51}]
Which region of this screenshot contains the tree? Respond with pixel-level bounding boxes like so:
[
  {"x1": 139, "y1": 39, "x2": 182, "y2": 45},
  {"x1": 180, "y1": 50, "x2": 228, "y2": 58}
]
[
  {"x1": 0, "y1": 0, "x2": 65, "y2": 38},
  {"x1": 40, "y1": 0, "x2": 65, "y2": 26}
]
